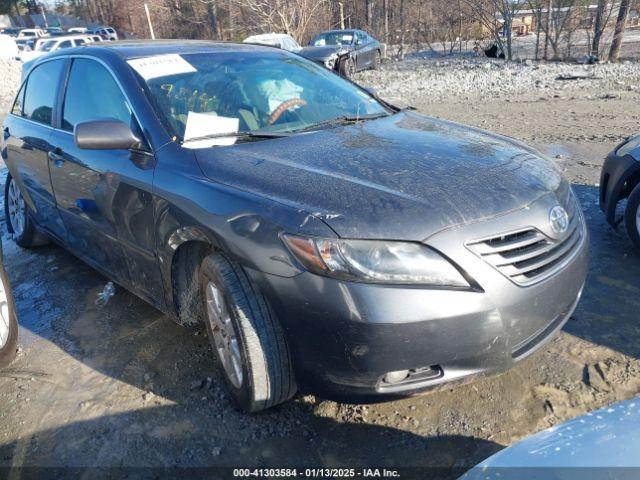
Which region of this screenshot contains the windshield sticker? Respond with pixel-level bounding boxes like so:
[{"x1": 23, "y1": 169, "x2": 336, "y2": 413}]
[
  {"x1": 127, "y1": 54, "x2": 196, "y2": 80},
  {"x1": 183, "y1": 112, "x2": 239, "y2": 148}
]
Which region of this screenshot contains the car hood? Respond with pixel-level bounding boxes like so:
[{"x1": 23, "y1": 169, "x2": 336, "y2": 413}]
[
  {"x1": 462, "y1": 397, "x2": 640, "y2": 476},
  {"x1": 299, "y1": 45, "x2": 350, "y2": 61},
  {"x1": 194, "y1": 111, "x2": 565, "y2": 241}
]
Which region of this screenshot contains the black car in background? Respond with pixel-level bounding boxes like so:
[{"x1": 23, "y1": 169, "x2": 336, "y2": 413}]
[
  {"x1": 600, "y1": 136, "x2": 640, "y2": 250},
  {"x1": 301, "y1": 29, "x2": 382, "y2": 77}
]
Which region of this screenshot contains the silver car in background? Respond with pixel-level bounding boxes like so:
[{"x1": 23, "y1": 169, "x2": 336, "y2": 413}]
[{"x1": 463, "y1": 397, "x2": 640, "y2": 479}]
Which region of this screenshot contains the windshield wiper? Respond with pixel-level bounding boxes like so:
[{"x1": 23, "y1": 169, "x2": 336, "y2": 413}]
[
  {"x1": 182, "y1": 131, "x2": 292, "y2": 144},
  {"x1": 295, "y1": 113, "x2": 391, "y2": 133}
]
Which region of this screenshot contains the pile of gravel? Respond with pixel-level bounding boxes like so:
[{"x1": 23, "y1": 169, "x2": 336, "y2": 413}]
[
  {"x1": 357, "y1": 57, "x2": 640, "y2": 103},
  {"x1": 0, "y1": 59, "x2": 21, "y2": 116}
]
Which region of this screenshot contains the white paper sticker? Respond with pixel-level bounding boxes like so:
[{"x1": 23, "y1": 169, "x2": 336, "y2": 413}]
[
  {"x1": 183, "y1": 112, "x2": 239, "y2": 148},
  {"x1": 127, "y1": 54, "x2": 196, "y2": 80}
]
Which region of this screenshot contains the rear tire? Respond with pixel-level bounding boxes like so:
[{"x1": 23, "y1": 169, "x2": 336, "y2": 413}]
[
  {"x1": 0, "y1": 264, "x2": 18, "y2": 368},
  {"x1": 4, "y1": 173, "x2": 48, "y2": 249},
  {"x1": 372, "y1": 50, "x2": 381, "y2": 70},
  {"x1": 625, "y1": 183, "x2": 640, "y2": 251},
  {"x1": 199, "y1": 253, "x2": 296, "y2": 412}
]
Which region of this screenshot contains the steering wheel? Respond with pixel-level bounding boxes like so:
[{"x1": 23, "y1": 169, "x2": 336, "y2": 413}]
[{"x1": 268, "y1": 98, "x2": 308, "y2": 125}]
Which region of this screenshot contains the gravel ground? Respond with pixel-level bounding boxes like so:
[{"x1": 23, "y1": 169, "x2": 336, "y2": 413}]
[
  {"x1": 1, "y1": 55, "x2": 640, "y2": 477},
  {"x1": 359, "y1": 56, "x2": 640, "y2": 104}
]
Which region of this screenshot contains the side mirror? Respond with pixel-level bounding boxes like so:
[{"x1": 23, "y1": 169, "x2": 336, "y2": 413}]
[{"x1": 75, "y1": 119, "x2": 141, "y2": 150}]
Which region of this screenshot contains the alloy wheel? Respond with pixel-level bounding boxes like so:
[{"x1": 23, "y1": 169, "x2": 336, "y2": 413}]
[
  {"x1": 0, "y1": 274, "x2": 10, "y2": 349},
  {"x1": 7, "y1": 179, "x2": 25, "y2": 238},
  {"x1": 205, "y1": 281, "x2": 243, "y2": 388}
]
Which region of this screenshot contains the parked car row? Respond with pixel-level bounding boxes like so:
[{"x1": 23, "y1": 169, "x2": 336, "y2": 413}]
[
  {"x1": 244, "y1": 29, "x2": 382, "y2": 77},
  {"x1": 0, "y1": 25, "x2": 117, "y2": 53}
]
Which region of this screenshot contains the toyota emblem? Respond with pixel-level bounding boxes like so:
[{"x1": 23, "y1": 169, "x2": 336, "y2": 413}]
[{"x1": 549, "y1": 206, "x2": 570, "y2": 236}]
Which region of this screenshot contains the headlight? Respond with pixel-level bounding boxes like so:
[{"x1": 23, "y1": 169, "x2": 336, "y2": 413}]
[
  {"x1": 282, "y1": 235, "x2": 470, "y2": 287},
  {"x1": 617, "y1": 136, "x2": 640, "y2": 158},
  {"x1": 324, "y1": 54, "x2": 338, "y2": 70}
]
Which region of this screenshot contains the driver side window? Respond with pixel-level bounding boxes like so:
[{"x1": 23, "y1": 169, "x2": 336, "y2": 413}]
[
  {"x1": 62, "y1": 58, "x2": 148, "y2": 150},
  {"x1": 62, "y1": 58, "x2": 133, "y2": 132}
]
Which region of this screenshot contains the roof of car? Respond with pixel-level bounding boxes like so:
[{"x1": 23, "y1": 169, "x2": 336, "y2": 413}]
[
  {"x1": 41, "y1": 34, "x2": 91, "y2": 41},
  {"x1": 316, "y1": 29, "x2": 360, "y2": 35},
  {"x1": 49, "y1": 39, "x2": 278, "y2": 59},
  {"x1": 245, "y1": 33, "x2": 292, "y2": 40}
]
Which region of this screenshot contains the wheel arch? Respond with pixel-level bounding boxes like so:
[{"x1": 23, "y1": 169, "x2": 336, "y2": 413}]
[
  {"x1": 169, "y1": 236, "x2": 215, "y2": 327},
  {"x1": 601, "y1": 154, "x2": 640, "y2": 226}
]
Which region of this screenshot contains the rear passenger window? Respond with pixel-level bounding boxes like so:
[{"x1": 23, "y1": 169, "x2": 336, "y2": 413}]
[
  {"x1": 62, "y1": 58, "x2": 133, "y2": 132},
  {"x1": 58, "y1": 40, "x2": 72, "y2": 49},
  {"x1": 11, "y1": 83, "x2": 25, "y2": 116},
  {"x1": 23, "y1": 59, "x2": 65, "y2": 126}
]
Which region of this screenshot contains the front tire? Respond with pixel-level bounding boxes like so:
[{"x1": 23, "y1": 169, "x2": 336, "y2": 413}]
[
  {"x1": 625, "y1": 183, "x2": 640, "y2": 251},
  {"x1": 0, "y1": 264, "x2": 18, "y2": 368},
  {"x1": 199, "y1": 253, "x2": 296, "y2": 412},
  {"x1": 339, "y1": 57, "x2": 356, "y2": 78},
  {"x1": 4, "y1": 173, "x2": 46, "y2": 248}
]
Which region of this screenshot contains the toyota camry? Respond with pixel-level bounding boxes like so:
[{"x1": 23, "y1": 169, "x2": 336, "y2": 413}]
[{"x1": 1, "y1": 41, "x2": 588, "y2": 411}]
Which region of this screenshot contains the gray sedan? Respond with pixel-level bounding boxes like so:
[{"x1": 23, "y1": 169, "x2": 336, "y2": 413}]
[
  {"x1": 2, "y1": 41, "x2": 587, "y2": 411},
  {"x1": 301, "y1": 29, "x2": 382, "y2": 76}
]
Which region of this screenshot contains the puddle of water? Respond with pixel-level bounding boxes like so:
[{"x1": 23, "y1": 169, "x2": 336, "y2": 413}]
[{"x1": 536, "y1": 142, "x2": 613, "y2": 165}]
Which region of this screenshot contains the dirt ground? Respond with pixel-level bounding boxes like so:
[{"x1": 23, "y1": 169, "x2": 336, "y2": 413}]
[{"x1": 1, "y1": 67, "x2": 640, "y2": 478}]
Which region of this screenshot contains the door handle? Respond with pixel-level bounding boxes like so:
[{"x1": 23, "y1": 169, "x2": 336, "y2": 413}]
[
  {"x1": 2, "y1": 127, "x2": 9, "y2": 141},
  {"x1": 48, "y1": 149, "x2": 65, "y2": 167}
]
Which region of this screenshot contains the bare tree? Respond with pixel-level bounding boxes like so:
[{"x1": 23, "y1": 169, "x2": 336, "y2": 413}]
[
  {"x1": 529, "y1": 0, "x2": 579, "y2": 60},
  {"x1": 591, "y1": 0, "x2": 608, "y2": 57},
  {"x1": 234, "y1": 0, "x2": 328, "y2": 42},
  {"x1": 461, "y1": 0, "x2": 521, "y2": 60},
  {"x1": 609, "y1": 0, "x2": 631, "y2": 61}
]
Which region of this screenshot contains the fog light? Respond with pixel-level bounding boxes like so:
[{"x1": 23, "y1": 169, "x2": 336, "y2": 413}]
[{"x1": 383, "y1": 370, "x2": 410, "y2": 384}]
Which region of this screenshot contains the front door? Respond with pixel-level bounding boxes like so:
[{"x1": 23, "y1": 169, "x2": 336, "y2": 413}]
[{"x1": 48, "y1": 57, "x2": 162, "y2": 302}]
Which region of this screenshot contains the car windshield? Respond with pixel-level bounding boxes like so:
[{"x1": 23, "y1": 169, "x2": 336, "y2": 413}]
[
  {"x1": 38, "y1": 40, "x2": 57, "y2": 51},
  {"x1": 312, "y1": 32, "x2": 354, "y2": 46},
  {"x1": 134, "y1": 51, "x2": 389, "y2": 143}
]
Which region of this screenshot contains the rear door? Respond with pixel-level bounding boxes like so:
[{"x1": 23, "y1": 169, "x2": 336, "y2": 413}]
[
  {"x1": 355, "y1": 32, "x2": 373, "y2": 68},
  {"x1": 3, "y1": 58, "x2": 68, "y2": 240},
  {"x1": 48, "y1": 57, "x2": 162, "y2": 301}
]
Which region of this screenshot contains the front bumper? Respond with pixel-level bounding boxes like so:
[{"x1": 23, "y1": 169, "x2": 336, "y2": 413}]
[
  {"x1": 248, "y1": 195, "x2": 589, "y2": 402},
  {"x1": 600, "y1": 149, "x2": 640, "y2": 227}
]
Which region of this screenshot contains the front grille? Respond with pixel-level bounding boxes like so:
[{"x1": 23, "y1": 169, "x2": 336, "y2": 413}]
[{"x1": 467, "y1": 214, "x2": 584, "y2": 286}]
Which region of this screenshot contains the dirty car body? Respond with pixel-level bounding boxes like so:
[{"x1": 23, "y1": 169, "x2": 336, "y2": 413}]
[{"x1": 1, "y1": 41, "x2": 588, "y2": 404}]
